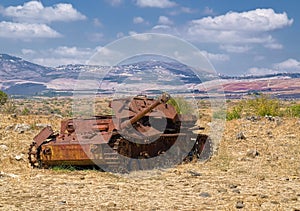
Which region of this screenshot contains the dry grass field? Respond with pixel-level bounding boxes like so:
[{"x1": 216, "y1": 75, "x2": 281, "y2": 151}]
[{"x1": 0, "y1": 97, "x2": 299, "y2": 210}]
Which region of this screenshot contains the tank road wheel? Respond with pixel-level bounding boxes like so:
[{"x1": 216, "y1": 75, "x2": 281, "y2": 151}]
[
  {"x1": 196, "y1": 135, "x2": 214, "y2": 161},
  {"x1": 28, "y1": 142, "x2": 41, "y2": 168}
]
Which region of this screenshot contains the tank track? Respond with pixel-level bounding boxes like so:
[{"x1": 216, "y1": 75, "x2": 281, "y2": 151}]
[
  {"x1": 28, "y1": 139, "x2": 53, "y2": 168},
  {"x1": 107, "y1": 133, "x2": 214, "y2": 171},
  {"x1": 28, "y1": 142, "x2": 41, "y2": 168}
]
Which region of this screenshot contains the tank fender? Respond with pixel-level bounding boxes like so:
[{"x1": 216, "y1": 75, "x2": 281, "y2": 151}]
[{"x1": 33, "y1": 126, "x2": 54, "y2": 147}]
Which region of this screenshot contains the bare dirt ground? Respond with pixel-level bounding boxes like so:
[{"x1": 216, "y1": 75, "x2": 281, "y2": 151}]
[{"x1": 0, "y1": 110, "x2": 300, "y2": 210}]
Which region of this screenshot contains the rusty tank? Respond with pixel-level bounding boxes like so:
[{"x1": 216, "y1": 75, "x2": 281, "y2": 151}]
[{"x1": 28, "y1": 93, "x2": 213, "y2": 171}]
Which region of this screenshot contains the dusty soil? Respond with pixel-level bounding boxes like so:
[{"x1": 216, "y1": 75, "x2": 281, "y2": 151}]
[{"x1": 0, "y1": 112, "x2": 300, "y2": 210}]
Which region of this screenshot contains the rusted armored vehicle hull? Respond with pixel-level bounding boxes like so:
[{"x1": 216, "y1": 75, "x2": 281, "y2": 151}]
[{"x1": 28, "y1": 93, "x2": 212, "y2": 171}]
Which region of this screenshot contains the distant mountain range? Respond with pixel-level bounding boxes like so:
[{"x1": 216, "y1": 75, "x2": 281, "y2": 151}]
[{"x1": 0, "y1": 53, "x2": 299, "y2": 98}]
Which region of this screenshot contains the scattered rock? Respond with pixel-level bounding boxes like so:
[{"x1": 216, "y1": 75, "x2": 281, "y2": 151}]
[
  {"x1": 266, "y1": 131, "x2": 273, "y2": 137},
  {"x1": 35, "y1": 123, "x2": 51, "y2": 129},
  {"x1": 5, "y1": 125, "x2": 14, "y2": 131},
  {"x1": 57, "y1": 200, "x2": 67, "y2": 205},
  {"x1": 265, "y1": 115, "x2": 275, "y2": 121},
  {"x1": 236, "y1": 132, "x2": 246, "y2": 140},
  {"x1": 217, "y1": 188, "x2": 227, "y2": 193},
  {"x1": 187, "y1": 170, "x2": 201, "y2": 177},
  {"x1": 246, "y1": 116, "x2": 260, "y2": 122},
  {"x1": 199, "y1": 192, "x2": 211, "y2": 197},
  {"x1": 105, "y1": 201, "x2": 117, "y2": 207},
  {"x1": 232, "y1": 188, "x2": 241, "y2": 194},
  {"x1": 10, "y1": 113, "x2": 17, "y2": 118},
  {"x1": 236, "y1": 201, "x2": 245, "y2": 209},
  {"x1": 15, "y1": 154, "x2": 24, "y2": 161},
  {"x1": 14, "y1": 124, "x2": 31, "y2": 133},
  {"x1": 246, "y1": 149, "x2": 259, "y2": 158},
  {"x1": 258, "y1": 194, "x2": 268, "y2": 199},
  {"x1": 0, "y1": 144, "x2": 9, "y2": 151},
  {"x1": 229, "y1": 184, "x2": 238, "y2": 189},
  {"x1": 0, "y1": 171, "x2": 19, "y2": 178}
]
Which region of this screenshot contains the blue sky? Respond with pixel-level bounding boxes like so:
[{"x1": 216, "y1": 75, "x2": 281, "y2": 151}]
[{"x1": 0, "y1": 0, "x2": 299, "y2": 75}]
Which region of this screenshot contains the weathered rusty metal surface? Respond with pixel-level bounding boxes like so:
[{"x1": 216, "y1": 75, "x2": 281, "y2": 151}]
[
  {"x1": 33, "y1": 126, "x2": 54, "y2": 146},
  {"x1": 28, "y1": 93, "x2": 211, "y2": 170}
]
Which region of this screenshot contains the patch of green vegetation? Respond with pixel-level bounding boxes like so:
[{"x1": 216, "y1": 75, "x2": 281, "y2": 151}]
[
  {"x1": 51, "y1": 165, "x2": 77, "y2": 171},
  {"x1": 226, "y1": 105, "x2": 242, "y2": 120},
  {"x1": 21, "y1": 107, "x2": 30, "y2": 115},
  {"x1": 285, "y1": 104, "x2": 300, "y2": 117},
  {"x1": 0, "y1": 90, "x2": 8, "y2": 106},
  {"x1": 224, "y1": 95, "x2": 284, "y2": 121},
  {"x1": 243, "y1": 94, "x2": 281, "y2": 116},
  {"x1": 167, "y1": 97, "x2": 195, "y2": 115}
]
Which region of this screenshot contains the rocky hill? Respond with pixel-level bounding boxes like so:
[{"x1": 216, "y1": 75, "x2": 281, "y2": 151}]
[{"x1": 0, "y1": 53, "x2": 299, "y2": 98}]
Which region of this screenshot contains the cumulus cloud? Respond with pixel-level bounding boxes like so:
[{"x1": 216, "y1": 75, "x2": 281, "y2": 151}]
[
  {"x1": 21, "y1": 46, "x2": 94, "y2": 67},
  {"x1": 133, "y1": 16, "x2": 145, "y2": 24},
  {"x1": 248, "y1": 67, "x2": 277, "y2": 75},
  {"x1": 273, "y1": 59, "x2": 300, "y2": 71},
  {"x1": 199, "y1": 50, "x2": 230, "y2": 62},
  {"x1": 0, "y1": 21, "x2": 61, "y2": 39},
  {"x1": 248, "y1": 58, "x2": 300, "y2": 75},
  {"x1": 1, "y1": 1, "x2": 86, "y2": 23},
  {"x1": 187, "y1": 8, "x2": 293, "y2": 45},
  {"x1": 220, "y1": 45, "x2": 252, "y2": 53},
  {"x1": 158, "y1": 16, "x2": 173, "y2": 25},
  {"x1": 135, "y1": 0, "x2": 177, "y2": 8}
]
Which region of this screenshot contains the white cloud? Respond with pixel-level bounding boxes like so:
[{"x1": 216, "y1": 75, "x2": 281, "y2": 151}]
[
  {"x1": 116, "y1": 32, "x2": 125, "y2": 38},
  {"x1": 93, "y1": 18, "x2": 102, "y2": 27},
  {"x1": 187, "y1": 8, "x2": 293, "y2": 45},
  {"x1": 248, "y1": 67, "x2": 277, "y2": 75},
  {"x1": 264, "y1": 43, "x2": 283, "y2": 50},
  {"x1": 135, "y1": 0, "x2": 177, "y2": 8},
  {"x1": 51, "y1": 46, "x2": 92, "y2": 57},
  {"x1": 273, "y1": 59, "x2": 300, "y2": 71},
  {"x1": 158, "y1": 16, "x2": 173, "y2": 25},
  {"x1": 220, "y1": 45, "x2": 252, "y2": 53},
  {"x1": 203, "y1": 6, "x2": 214, "y2": 15},
  {"x1": 190, "y1": 9, "x2": 293, "y2": 32},
  {"x1": 133, "y1": 16, "x2": 145, "y2": 24},
  {"x1": 199, "y1": 50, "x2": 230, "y2": 62},
  {"x1": 105, "y1": 0, "x2": 123, "y2": 7},
  {"x1": 88, "y1": 33, "x2": 104, "y2": 42},
  {"x1": 168, "y1": 7, "x2": 196, "y2": 16},
  {"x1": 21, "y1": 49, "x2": 36, "y2": 55},
  {"x1": 0, "y1": 21, "x2": 61, "y2": 39},
  {"x1": 21, "y1": 46, "x2": 94, "y2": 67},
  {"x1": 1, "y1": 1, "x2": 86, "y2": 23},
  {"x1": 248, "y1": 58, "x2": 300, "y2": 75}
]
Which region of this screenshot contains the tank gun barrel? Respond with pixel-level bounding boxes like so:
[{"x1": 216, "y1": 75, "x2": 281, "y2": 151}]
[{"x1": 120, "y1": 92, "x2": 170, "y2": 130}]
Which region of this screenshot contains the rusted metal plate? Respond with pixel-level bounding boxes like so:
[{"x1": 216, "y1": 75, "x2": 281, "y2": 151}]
[
  {"x1": 33, "y1": 126, "x2": 54, "y2": 146},
  {"x1": 40, "y1": 143, "x2": 107, "y2": 166}
]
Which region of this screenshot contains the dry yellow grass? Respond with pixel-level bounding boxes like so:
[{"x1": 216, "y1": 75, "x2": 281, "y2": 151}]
[{"x1": 0, "y1": 99, "x2": 299, "y2": 210}]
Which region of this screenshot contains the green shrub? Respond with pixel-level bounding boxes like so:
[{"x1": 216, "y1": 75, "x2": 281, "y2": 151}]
[
  {"x1": 167, "y1": 97, "x2": 195, "y2": 115},
  {"x1": 0, "y1": 90, "x2": 8, "y2": 106},
  {"x1": 226, "y1": 106, "x2": 242, "y2": 120},
  {"x1": 241, "y1": 95, "x2": 281, "y2": 117},
  {"x1": 21, "y1": 107, "x2": 30, "y2": 115},
  {"x1": 285, "y1": 104, "x2": 300, "y2": 117}
]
